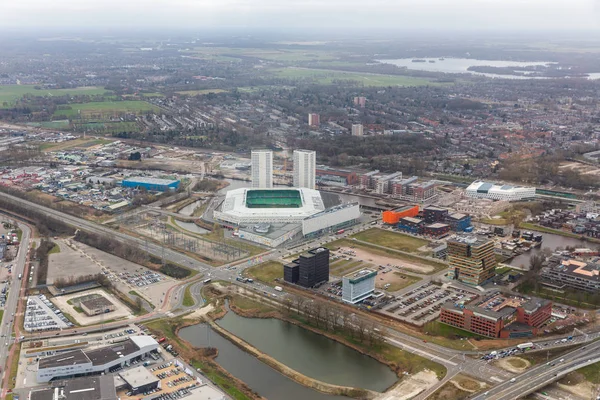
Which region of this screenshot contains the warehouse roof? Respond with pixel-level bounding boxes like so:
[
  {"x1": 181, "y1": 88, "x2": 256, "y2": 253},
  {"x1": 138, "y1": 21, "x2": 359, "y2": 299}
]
[
  {"x1": 119, "y1": 366, "x2": 160, "y2": 388},
  {"x1": 81, "y1": 296, "x2": 114, "y2": 310},
  {"x1": 122, "y1": 176, "x2": 179, "y2": 185},
  {"x1": 30, "y1": 376, "x2": 117, "y2": 400},
  {"x1": 39, "y1": 349, "x2": 90, "y2": 369},
  {"x1": 86, "y1": 339, "x2": 141, "y2": 366}
]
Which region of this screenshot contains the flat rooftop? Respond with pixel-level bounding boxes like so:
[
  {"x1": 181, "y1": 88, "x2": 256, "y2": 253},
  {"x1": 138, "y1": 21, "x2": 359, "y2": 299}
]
[
  {"x1": 31, "y1": 375, "x2": 117, "y2": 400},
  {"x1": 39, "y1": 349, "x2": 90, "y2": 369},
  {"x1": 122, "y1": 176, "x2": 179, "y2": 185},
  {"x1": 81, "y1": 296, "x2": 114, "y2": 309},
  {"x1": 448, "y1": 235, "x2": 490, "y2": 247},
  {"x1": 344, "y1": 269, "x2": 377, "y2": 283},
  {"x1": 119, "y1": 366, "x2": 160, "y2": 388},
  {"x1": 86, "y1": 339, "x2": 140, "y2": 366}
]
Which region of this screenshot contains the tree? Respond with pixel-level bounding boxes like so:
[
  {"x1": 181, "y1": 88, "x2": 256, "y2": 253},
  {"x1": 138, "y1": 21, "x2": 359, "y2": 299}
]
[
  {"x1": 281, "y1": 296, "x2": 293, "y2": 315},
  {"x1": 293, "y1": 295, "x2": 305, "y2": 315}
]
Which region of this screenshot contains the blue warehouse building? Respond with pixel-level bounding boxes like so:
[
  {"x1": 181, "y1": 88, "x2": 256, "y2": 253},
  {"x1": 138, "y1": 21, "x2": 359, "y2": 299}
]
[{"x1": 122, "y1": 177, "x2": 180, "y2": 192}]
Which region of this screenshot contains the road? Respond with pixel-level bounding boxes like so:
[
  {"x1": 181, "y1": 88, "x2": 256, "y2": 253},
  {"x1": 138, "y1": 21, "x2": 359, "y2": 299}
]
[
  {"x1": 0, "y1": 223, "x2": 30, "y2": 393},
  {"x1": 0, "y1": 192, "x2": 598, "y2": 398},
  {"x1": 472, "y1": 338, "x2": 600, "y2": 400}
]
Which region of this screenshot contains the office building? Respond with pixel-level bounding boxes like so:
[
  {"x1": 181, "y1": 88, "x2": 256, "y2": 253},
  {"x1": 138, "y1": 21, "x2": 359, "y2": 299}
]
[
  {"x1": 36, "y1": 336, "x2": 158, "y2": 383},
  {"x1": 284, "y1": 263, "x2": 300, "y2": 284},
  {"x1": 540, "y1": 258, "x2": 600, "y2": 293},
  {"x1": 293, "y1": 149, "x2": 316, "y2": 189},
  {"x1": 445, "y1": 213, "x2": 472, "y2": 232},
  {"x1": 398, "y1": 217, "x2": 425, "y2": 235},
  {"x1": 316, "y1": 167, "x2": 359, "y2": 187},
  {"x1": 423, "y1": 206, "x2": 449, "y2": 223},
  {"x1": 251, "y1": 150, "x2": 273, "y2": 188},
  {"x1": 297, "y1": 247, "x2": 330, "y2": 288},
  {"x1": 448, "y1": 236, "x2": 496, "y2": 286},
  {"x1": 302, "y1": 202, "x2": 360, "y2": 237},
  {"x1": 440, "y1": 292, "x2": 552, "y2": 338},
  {"x1": 423, "y1": 223, "x2": 450, "y2": 238},
  {"x1": 308, "y1": 113, "x2": 320, "y2": 127},
  {"x1": 351, "y1": 124, "x2": 364, "y2": 137},
  {"x1": 466, "y1": 181, "x2": 536, "y2": 202},
  {"x1": 342, "y1": 269, "x2": 377, "y2": 304},
  {"x1": 382, "y1": 205, "x2": 420, "y2": 225}
]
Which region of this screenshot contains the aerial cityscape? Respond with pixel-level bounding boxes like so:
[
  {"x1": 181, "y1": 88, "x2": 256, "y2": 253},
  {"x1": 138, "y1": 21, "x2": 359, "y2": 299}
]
[{"x1": 1, "y1": 1, "x2": 600, "y2": 400}]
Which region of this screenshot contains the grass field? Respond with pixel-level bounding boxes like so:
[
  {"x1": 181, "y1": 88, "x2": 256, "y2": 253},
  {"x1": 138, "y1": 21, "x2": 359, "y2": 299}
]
[
  {"x1": 352, "y1": 228, "x2": 429, "y2": 253},
  {"x1": 53, "y1": 100, "x2": 160, "y2": 118},
  {"x1": 26, "y1": 120, "x2": 70, "y2": 129},
  {"x1": 268, "y1": 67, "x2": 441, "y2": 87},
  {"x1": 230, "y1": 295, "x2": 276, "y2": 314},
  {"x1": 575, "y1": 361, "x2": 600, "y2": 384},
  {"x1": 183, "y1": 285, "x2": 195, "y2": 307},
  {"x1": 189, "y1": 47, "x2": 339, "y2": 62},
  {"x1": 245, "y1": 261, "x2": 283, "y2": 284},
  {"x1": 175, "y1": 89, "x2": 228, "y2": 96},
  {"x1": 0, "y1": 85, "x2": 110, "y2": 107},
  {"x1": 73, "y1": 121, "x2": 140, "y2": 133},
  {"x1": 40, "y1": 137, "x2": 113, "y2": 152},
  {"x1": 424, "y1": 321, "x2": 487, "y2": 339}
]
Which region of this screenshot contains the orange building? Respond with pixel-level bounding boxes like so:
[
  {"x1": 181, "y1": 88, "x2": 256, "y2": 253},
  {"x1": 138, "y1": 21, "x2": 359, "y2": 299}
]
[{"x1": 382, "y1": 205, "x2": 419, "y2": 224}]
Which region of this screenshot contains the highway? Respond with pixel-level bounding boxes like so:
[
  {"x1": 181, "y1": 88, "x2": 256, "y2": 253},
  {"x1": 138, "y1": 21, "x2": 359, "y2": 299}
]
[
  {"x1": 472, "y1": 338, "x2": 600, "y2": 400},
  {"x1": 1, "y1": 190, "x2": 598, "y2": 398},
  {"x1": 0, "y1": 223, "x2": 30, "y2": 392}
]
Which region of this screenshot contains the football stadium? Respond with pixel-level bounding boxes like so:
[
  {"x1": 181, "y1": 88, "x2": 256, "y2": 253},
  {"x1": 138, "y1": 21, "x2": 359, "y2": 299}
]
[
  {"x1": 213, "y1": 187, "x2": 361, "y2": 247},
  {"x1": 214, "y1": 188, "x2": 325, "y2": 224}
]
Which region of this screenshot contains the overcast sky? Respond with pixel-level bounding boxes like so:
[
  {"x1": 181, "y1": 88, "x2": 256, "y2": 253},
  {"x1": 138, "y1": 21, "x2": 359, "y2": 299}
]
[{"x1": 1, "y1": 0, "x2": 599, "y2": 32}]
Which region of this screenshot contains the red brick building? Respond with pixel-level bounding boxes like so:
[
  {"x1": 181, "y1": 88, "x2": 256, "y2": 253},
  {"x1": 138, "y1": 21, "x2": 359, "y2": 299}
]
[{"x1": 439, "y1": 294, "x2": 552, "y2": 338}]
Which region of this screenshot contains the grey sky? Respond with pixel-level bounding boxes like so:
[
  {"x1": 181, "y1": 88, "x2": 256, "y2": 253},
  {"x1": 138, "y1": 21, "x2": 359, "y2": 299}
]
[{"x1": 1, "y1": 0, "x2": 599, "y2": 32}]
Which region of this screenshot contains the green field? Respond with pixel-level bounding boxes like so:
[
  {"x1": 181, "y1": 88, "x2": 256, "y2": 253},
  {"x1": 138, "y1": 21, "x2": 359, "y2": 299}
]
[
  {"x1": 245, "y1": 261, "x2": 283, "y2": 284},
  {"x1": 352, "y1": 228, "x2": 429, "y2": 253},
  {"x1": 188, "y1": 47, "x2": 339, "y2": 62},
  {"x1": 175, "y1": 89, "x2": 228, "y2": 96},
  {"x1": 54, "y1": 100, "x2": 160, "y2": 118},
  {"x1": 384, "y1": 272, "x2": 421, "y2": 292},
  {"x1": 0, "y1": 85, "x2": 110, "y2": 107},
  {"x1": 268, "y1": 68, "x2": 441, "y2": 86},
  {"x1": 26, "y1": 120, "x2": 71, "y2": 129},
  {"x1": 72, "y1": 121, "x2": 140, "y2": 133}
]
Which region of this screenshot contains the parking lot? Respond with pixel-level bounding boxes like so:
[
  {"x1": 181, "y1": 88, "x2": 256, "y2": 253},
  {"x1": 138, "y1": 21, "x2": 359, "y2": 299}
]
[
  {"x1": 24, "y1": 294, "x2": 73, "y2": 332},
  {"x1": 50, "y1": 239, "x2": 176, "y2": 307},
  {"x1": 378, "y1": 282, "x2": 478, "y2": 326}
]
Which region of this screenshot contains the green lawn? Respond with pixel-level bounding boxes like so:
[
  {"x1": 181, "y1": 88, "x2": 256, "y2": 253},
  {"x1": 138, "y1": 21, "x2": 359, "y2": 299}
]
[
  {"x1": 48, "y1": 243, "x2": 60, "y2": 255},
  {"x1": 53, "y1": 100, "x2": 160, "y2": 118},
  {"x1": 268, "y1": 68, "x2": 441, "y2": 87},
  {"x1": 188, "y1": 47, "x2": 338, "y2": 63},
  {"x1": 0, "y1": 85, "x2": 110, "y2": 107},
  {"x1": 191, "y1": 359, "x2": 252, "y2": 400},
  {"x1": 231, "y1": 295, "x2": 276, "y2": 314},
  {"x1": 519, "y1": 223, "x2": 585, "y2": 240},
  {"x1": 26, "y1": 120, "x2": 71, "y2": 129},
  {"x1": 245, "y1": 261, "x2": 283, "y2": 284},
  {"x1": 175, "y1": 89, "x2": 228, "y2": 96},
  {"x1": 424, "y1": 321, "x2": 487, "y2": 340},
  {"x1": 352, "y1": 228, "x2": 429, "y2": 253},
  {"x1": 576, "y1": 361, "x2": 600, "y2": 384},
  {"x1": 183, "y1": 285, "x2": 195, "y2": 307}
]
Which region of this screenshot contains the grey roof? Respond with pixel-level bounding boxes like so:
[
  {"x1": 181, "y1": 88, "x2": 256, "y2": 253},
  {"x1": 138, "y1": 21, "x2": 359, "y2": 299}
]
[
  {"x1": 85, "y1": 339, "x2": 140, "y2": 366},
  {"x1": 521, "y1": 298, "x2": 552, "y2": 312},
  {"x1": 81, "y1": 296, "x2": 114, "y2": 309},
  {"x1": 119, "y1": 366, "x2": 160, "y2": 388},
  {"x1": 31, "y1": 376, "x2": 117, "y2": 400},
  {"x1": 39, "y1": 349, "x2": 90, "y2": 369},
  {"x1": 123, "y1": 176, "x2": 179, "y2": 185}
]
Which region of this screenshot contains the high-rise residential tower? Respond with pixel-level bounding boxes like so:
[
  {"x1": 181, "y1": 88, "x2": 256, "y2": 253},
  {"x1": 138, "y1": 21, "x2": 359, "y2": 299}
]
[
  {"x1": 448, "y1": 236, "x2": 496, "y2": 285},
  {"x1": 293, "y1": 149, "x2": 316, "y2": 189},
  {"x1": 308, "y1": 113, "x2": 320, "y2": 127},
  {"x1": 251, "y1": 149, "x2": 273, "y2": 188},
  {"x1": 351, "y1": 124, "x2": 364, "y2": 136}
]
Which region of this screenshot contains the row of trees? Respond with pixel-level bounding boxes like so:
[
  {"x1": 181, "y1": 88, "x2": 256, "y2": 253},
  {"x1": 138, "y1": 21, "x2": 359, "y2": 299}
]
[{"x1": 280, "y1": 294, "x2": 386, "y2": 348}]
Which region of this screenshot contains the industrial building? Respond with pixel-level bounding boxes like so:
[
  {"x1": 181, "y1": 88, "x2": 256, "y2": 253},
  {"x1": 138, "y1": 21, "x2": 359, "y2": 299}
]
[
  {"x1": 540, "y1": 258, "x2": 600, "y2": 293},
  {"x1": 302, "y1": 202, "x2": 360, "y2": 237},
  {"x1": 30, "y1": 375, "x2": 117, "y2": 400},
  {"x1": 466, "y1": 181, "x2": 536, "y2": 202},
  {"x1": 80, "y1": 296, "x2": 116, "y2": 316},
  {"x1": 293, "y1": 149, "x2": 316, "y2": 189},
  {"x1": 440, "y1": 292, "x2": 552, "y2": 338},
  {"x1": 448, "y1": 236, "x2": 496, "y2": 286},
  {"x1": 351, "y1": 124, "x2": 364, "y2": 136},
  {"x1": 121, "y1": 177, "x2": 180, "y2": 192},
  {"x1": 342, "y1": 269, "x2": 377, "y2": 304},
  {"x1": 284, "y1": 247, "x2": 330, "y2": 288},
  {"x1": 36, "y1": 336, "x2": 158, "y2": 383},
  {"x1": 251, "y1": 149, "x2": 273, "y2": 188}
]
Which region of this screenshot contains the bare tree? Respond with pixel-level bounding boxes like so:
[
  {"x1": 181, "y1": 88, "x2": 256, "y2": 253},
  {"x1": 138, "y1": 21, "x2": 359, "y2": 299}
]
[
  {"x1": 281, "y1": 296, "x2": 293, "y2": 315},
  {"x1": 355, "y1": 318, "x2": 369, "y2": 343},
  {"x1": 313, "y1": 301, "x2": 324, "y2": 329},
  {"x1": 294, "y1": 295, "x2": 306, "y2": 315}
]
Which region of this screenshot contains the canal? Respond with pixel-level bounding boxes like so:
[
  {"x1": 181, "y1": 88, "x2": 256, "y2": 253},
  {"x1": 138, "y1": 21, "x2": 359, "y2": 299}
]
[
  {"x1": 216, "y1": 311, "x2": 397, "y2": 392},
  {"x1": 179, "y1": 322, "x2": 350, "y2": 400},
  {"x1": 174, "y1": 219, "x2": 209, "y2": 234},
  {"x1": 509, "y1": 230, "x2": 599, "y2": 268},
  {"x1": 178, "y1": 200, "x2": 203, "y2": 216}
]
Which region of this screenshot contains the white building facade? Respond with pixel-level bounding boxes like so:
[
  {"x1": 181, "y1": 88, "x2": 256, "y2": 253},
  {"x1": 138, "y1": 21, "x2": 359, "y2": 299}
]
[
  {"x1": 251, "y1": 150, "x2": 273, "y2": 188},
  {"x1": 351, "y1": 124, "x2": 364, "y2": 137},
  {"x1": 293, "y1": 149, "x2": 316, "y2": 189},
  {"x1": 342, "y1": 269, "x2": 377, "y2": 304},
  {"x1": 465, "y1": 181, "x2": 535, "y2": 202},
  {"x1": 302, "y1": 202, "x2": 360, "y2": 237}
]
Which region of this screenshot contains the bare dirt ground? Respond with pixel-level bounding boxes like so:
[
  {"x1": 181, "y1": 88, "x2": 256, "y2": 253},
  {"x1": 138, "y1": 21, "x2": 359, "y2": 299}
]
[
  {"x1": 556, "y1": 380, "x2": 596, "y2": 399},
  {"x1": 495, "y1": 356, "x2": 531, "y2": 373},
  {"x1": 51, "y1": 288, "x2": 133, "y2": 325},
  {"x1": 337, "y1": 246, "x2": 433, "y2": 274},
  {"x1": 184, "y1": 304, "x2": 216, "y2": 320},
  {"x1": 559, "y1": 161, "x2": 600, "y2": 176},
  {"x1": 375, "y1": 271, "x2": 421, "y2": 292},
  {"x1": 375, "y1": 370, "x2": 438, "y2": 400}
]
